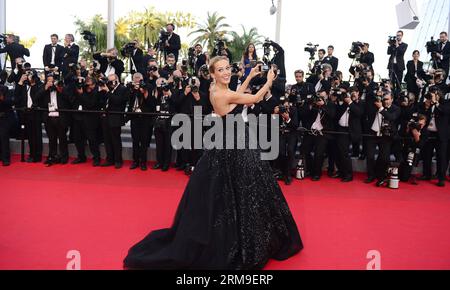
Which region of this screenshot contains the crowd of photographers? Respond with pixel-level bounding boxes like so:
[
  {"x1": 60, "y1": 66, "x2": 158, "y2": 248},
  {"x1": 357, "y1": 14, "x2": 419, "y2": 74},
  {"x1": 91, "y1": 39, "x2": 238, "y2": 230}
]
[{"x1": 0, "y1": 27, "x2": 449, "y2": 188}]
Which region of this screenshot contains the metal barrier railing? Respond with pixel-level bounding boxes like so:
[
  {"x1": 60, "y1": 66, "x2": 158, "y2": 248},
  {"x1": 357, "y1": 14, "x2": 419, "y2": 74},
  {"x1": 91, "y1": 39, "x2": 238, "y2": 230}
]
[{"x1": 10, "y1": 106, "x2": 440, "y2": 162}]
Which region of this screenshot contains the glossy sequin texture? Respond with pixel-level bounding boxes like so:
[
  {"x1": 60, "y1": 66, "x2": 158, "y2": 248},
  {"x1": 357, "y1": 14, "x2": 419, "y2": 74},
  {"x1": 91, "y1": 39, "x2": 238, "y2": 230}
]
[{"x1": 124, "y1": 105, "x2": 303, "y2": 270}]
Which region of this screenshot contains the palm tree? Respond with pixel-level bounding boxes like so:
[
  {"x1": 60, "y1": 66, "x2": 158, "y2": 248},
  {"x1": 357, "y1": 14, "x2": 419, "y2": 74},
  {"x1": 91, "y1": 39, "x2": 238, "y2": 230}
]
[
  {"x1": 228, "y1": 25, "x2": 264, "y2": 63},
  {"x1": 128, "y1": 7, "x2": 196, "y2": 49},
  {"x1": 188, "y1": 12, "x2": 230, "y2": 54},
  {"x1": 74, "y1": 14, "x2": 107, "y2": 59}
]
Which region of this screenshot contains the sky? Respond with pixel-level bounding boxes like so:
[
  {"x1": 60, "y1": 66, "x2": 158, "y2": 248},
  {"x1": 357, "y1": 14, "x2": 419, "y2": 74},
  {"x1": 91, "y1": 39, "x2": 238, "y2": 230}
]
[{"x1": 3, "y1": 0, "x2": 447, "y2": 83}]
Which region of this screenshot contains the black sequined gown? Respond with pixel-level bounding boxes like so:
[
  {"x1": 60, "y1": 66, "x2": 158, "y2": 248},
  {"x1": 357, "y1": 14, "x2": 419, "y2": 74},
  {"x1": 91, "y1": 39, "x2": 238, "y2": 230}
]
[{"x1": 124, "y1": 105, "x2": 303, "y2": 270}]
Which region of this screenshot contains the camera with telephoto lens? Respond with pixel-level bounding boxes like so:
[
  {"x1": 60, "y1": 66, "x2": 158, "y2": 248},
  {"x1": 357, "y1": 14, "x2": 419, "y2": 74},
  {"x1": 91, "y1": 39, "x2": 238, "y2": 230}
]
[
  {"x1": 388, "y1": 36, "x2": 397, "y2": 47},
  {"x1": 380, "y1": 121, "x2": 394, "y2": 137},
  {"x1": 187, "y1": 47, "x2": 196, "y2": 68},
  {"x1": 408, "y1": 117, "x2": 422, "y2": 132},
  {"x1": 17, "y1": 62, "x2": 32, "y2": 72},
  {"x1": 348, "y1": 41, "x2": 364, "y2": 59},
  {"x1": 311, "y1": 94, "x2": 325, "y2": 105},
  {"x1": 331, "y1": 89, "x2": 346, "y2": 102},
  {"x1": 157, "y1": 29, "x2": 170, "y2": 50},
  {"x1": 199, "y1": 64, "x2": 209, "y2": 76},
  {"x1": 231, "y1": 63, "x2": 240, "y2": 74},
  {"x1": 278, "y1": 104, "x2": 289, "y2": 115},
  {"x1": 147, "y1": 65, "x2": 159, "y2": 73},
  {"x1": 127, "y1": 80, "x2": 146, "y2": 91},
  {"x1": 81, "y1": 31, "x2": 97, "y2": 47},
  {"x1": 258, "y1": 61, "x2": 271, "y2": 73},
  {"x1": 98, "y1": 77, "x2": 108, "y2": 87},
  {"x1": 75, "y1": 77, "x2": 85, "y2": 89},
  {"x1": 68, "y1": 63, "x2": 81, "y2": 74},
  {"x1": 123, "y1": 42, "x2": 137, "y2": 57},
  {"x1": 214, "y1": 39, "x2": 226, "y2": 56},
  {"x1": 304, "y1": 43, "x2": 319, "y2": 59},
  {"x1": 262, "y1": 39, "x2": 272, "y2": 58},
  {"x1": 165, "y1": 63, "x2": 176, "y2": 75},
  {"x1": 23, "y1": 69, "x2": 37, "y2": 86},
  {"x1": 159, "y1": 80, "x2": 171, "y2": 92},
  {"x1": 426, "y1": 37, "x2": 440, "y2": 58},
  {"x1": 189, "y1": 77, "x2": 199, "y2": 93}
]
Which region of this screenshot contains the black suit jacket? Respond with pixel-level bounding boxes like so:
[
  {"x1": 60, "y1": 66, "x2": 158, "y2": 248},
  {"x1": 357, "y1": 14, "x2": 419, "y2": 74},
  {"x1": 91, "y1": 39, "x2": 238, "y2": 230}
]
[
  {"x1": 387, "y1": 42, "x2": 408, "y2": 71},
  {"x1": 367, "y1": 104, "x2": 401, "y2": 137},
  {"x1": 0, "y1": 43, "x2": 30, "y2": 70},
  {"x1": 323, "y1": 56, "x2": 339, "y2": 73},
  {"x1": 93, "y1": 53, "x2": 125, "y2": 78},
  {"x1": 303, "y1": 102, "x2": 337, "y2": 137},
  {"x1": 62, "y1": 44, "x2": 80, "y2": 75},
  {"x1": 38, "y1": 88, "x2": 71, "y2": 126},
  {"x1": 360, "y1": 51, "x2": 375, "y2": 67},
  {"x1": 405, "y1": 60, "x2": 426, "y2": 89},
  {"x1": 270, "y1": 41, "x2": 286, "y2": 78},
  {"x1": 279, "y1": 106, "x2": 299, "y2": 132},
  {"x1": 121, "y1": 48, "x2": 145, "y2": 74},
  {"x1": 418, "y1": 101, "x2": 450, "y2": 142},
  {"x1": 100, "y1": 85, "x2": 130, "y2": 127},
  {"x1": 437, "y1": 41, "x2": 450, "y2": 73},
  {"x1": 71, "y1": 87, "x2": 102, "y2": 126},
  {"x1": 127, "y1": 86, "x2": 157, "y2": 116},
  {"x1": 165, "y1": 33, "x2": 181, "y2": 62},
  {"x1": 405, "y1": 60, "x2": 425, "y2": 80},
  {"x1": 43, "y1": 44, "x2": 65, "y2": 69},
  {"x1": 336, "y1": 101, "x2": 364, "y2": 142},
  {"x1": 14, "y1": 83, "x2": 42, "y2": 110}
]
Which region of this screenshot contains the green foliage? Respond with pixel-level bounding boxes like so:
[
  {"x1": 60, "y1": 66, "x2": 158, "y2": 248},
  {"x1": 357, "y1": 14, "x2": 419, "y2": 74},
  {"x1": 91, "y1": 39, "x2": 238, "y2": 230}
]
[
  {"x1": 188, "y1": 12, "x2": 230, "y2": 54},
  {"x1": 73, "y1": 8, "x2": 263, "y2": 65}
]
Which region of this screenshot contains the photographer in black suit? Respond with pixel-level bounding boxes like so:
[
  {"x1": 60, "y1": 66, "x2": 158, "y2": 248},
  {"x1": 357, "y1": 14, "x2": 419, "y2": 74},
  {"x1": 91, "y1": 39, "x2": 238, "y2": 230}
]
[
  {"x1": 153, "y1": 77, "x2": 178, "y2": 172},
  {"x1": 275, "y1": 99, "x2": 299, "y2": 185},
  {"x1": 0, "y1": 34, "x2": 30, "y2": 70},
  {"x1": 323, "y1": 45, "x2": 339, "y2": 73},
  {"x1": 127, "y1": 73, "x2": 157, "y2": 171},
  {"x1": 301, "y1": 90, "x2": 336, "y2": 181},
  {"x1": 360, "y1": 43, "x2": 375, "y2": 68},
  {"x1": 268, "y1": 41, "x2": 286, "y2": 79},
  {"x1": 14, "y1": 69, "x2": 43, "y2": 163},
  {"x1": 173, "y1": 76, "x2": 207, "y2": 174},
  {"x1": 160, "y1": 53, "x2": 178, "y2": 79},
  {"x1": 7, "y1": 58, "x2": 30, "y2": 85},
  {"x1": 39, "y1": 75, "x2": 70, "y2": 166},
  {"x1": 121, "y1": 40, "x2": 145, "y2": 75},
  {"x1": 99, "y1": 74, "x2": 130, "y2": 169},
  {"x1": 436, "y1": 31, "x2": 450, "y2": 77},
  {"x1": 163, "y1": 24, "x2": 181, "y2": 63},
  {"x1": 313, "y1": 63, "x2": 333, "y2": 93},
  {"x1": 71, "y1": 76, "x2": 102, "y2": 167},
  {"x1": 93, "y1": 48, "x2": 125, "y2": 79},
  {"x1": 399, "y1": 114, "x2": 429, "y2": 184},
  {"x1": 0, "y1": 85, "x2": 14, "y2": 166},
  {"x1": 365, "y1": 91, "x2": 401, "y2": 186},
  {"x1": 419, "y1": 91, "x2": 450, "y2": 187},
  {"x1": 307, "y1": 49, "x2": 326, "y2": 86},
  {"x1": 43, "y1": 34, "x2": 65, "y2": 76},
  {"x1": 387, "y1": 30, "x2": 408, "y2": 94},
  {"x1": 193, "y1": 44, "x2": 208, "y2": 76},
  {"x1": 290, "y1": 69, "x2": 315, "y2": 99},
  {"x1": 335, "y1": 87, "x2": 364, "y2": 182},
  {"x1": 62, "y1": 34, "x2": 79, "y2": 77},
  {"x1": 350, "y1": 43, "x2": 375, "y2": 77},
  {"x1": 405, "y1": 50, "x2": 427, "y2": 98}
]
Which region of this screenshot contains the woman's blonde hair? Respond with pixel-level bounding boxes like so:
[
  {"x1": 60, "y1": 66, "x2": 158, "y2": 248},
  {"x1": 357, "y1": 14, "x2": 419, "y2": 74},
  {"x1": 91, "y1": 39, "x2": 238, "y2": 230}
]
[{"x1": 209, "y1": 56, "x2": 229, "y2": 74}]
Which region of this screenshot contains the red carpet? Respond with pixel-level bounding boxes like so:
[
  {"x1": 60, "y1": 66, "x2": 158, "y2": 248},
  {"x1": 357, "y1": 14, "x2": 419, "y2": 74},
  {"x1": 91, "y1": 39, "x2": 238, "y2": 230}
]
[{"x1": 1, "y1": 155, "x2": 450, "y2": 270}]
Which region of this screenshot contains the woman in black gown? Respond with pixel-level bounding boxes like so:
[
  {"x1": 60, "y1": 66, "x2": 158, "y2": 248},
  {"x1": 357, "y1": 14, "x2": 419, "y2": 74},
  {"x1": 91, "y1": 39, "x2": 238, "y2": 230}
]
[{"x1": 124, "y1": 56, "x2": 303, "y2": 270}]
